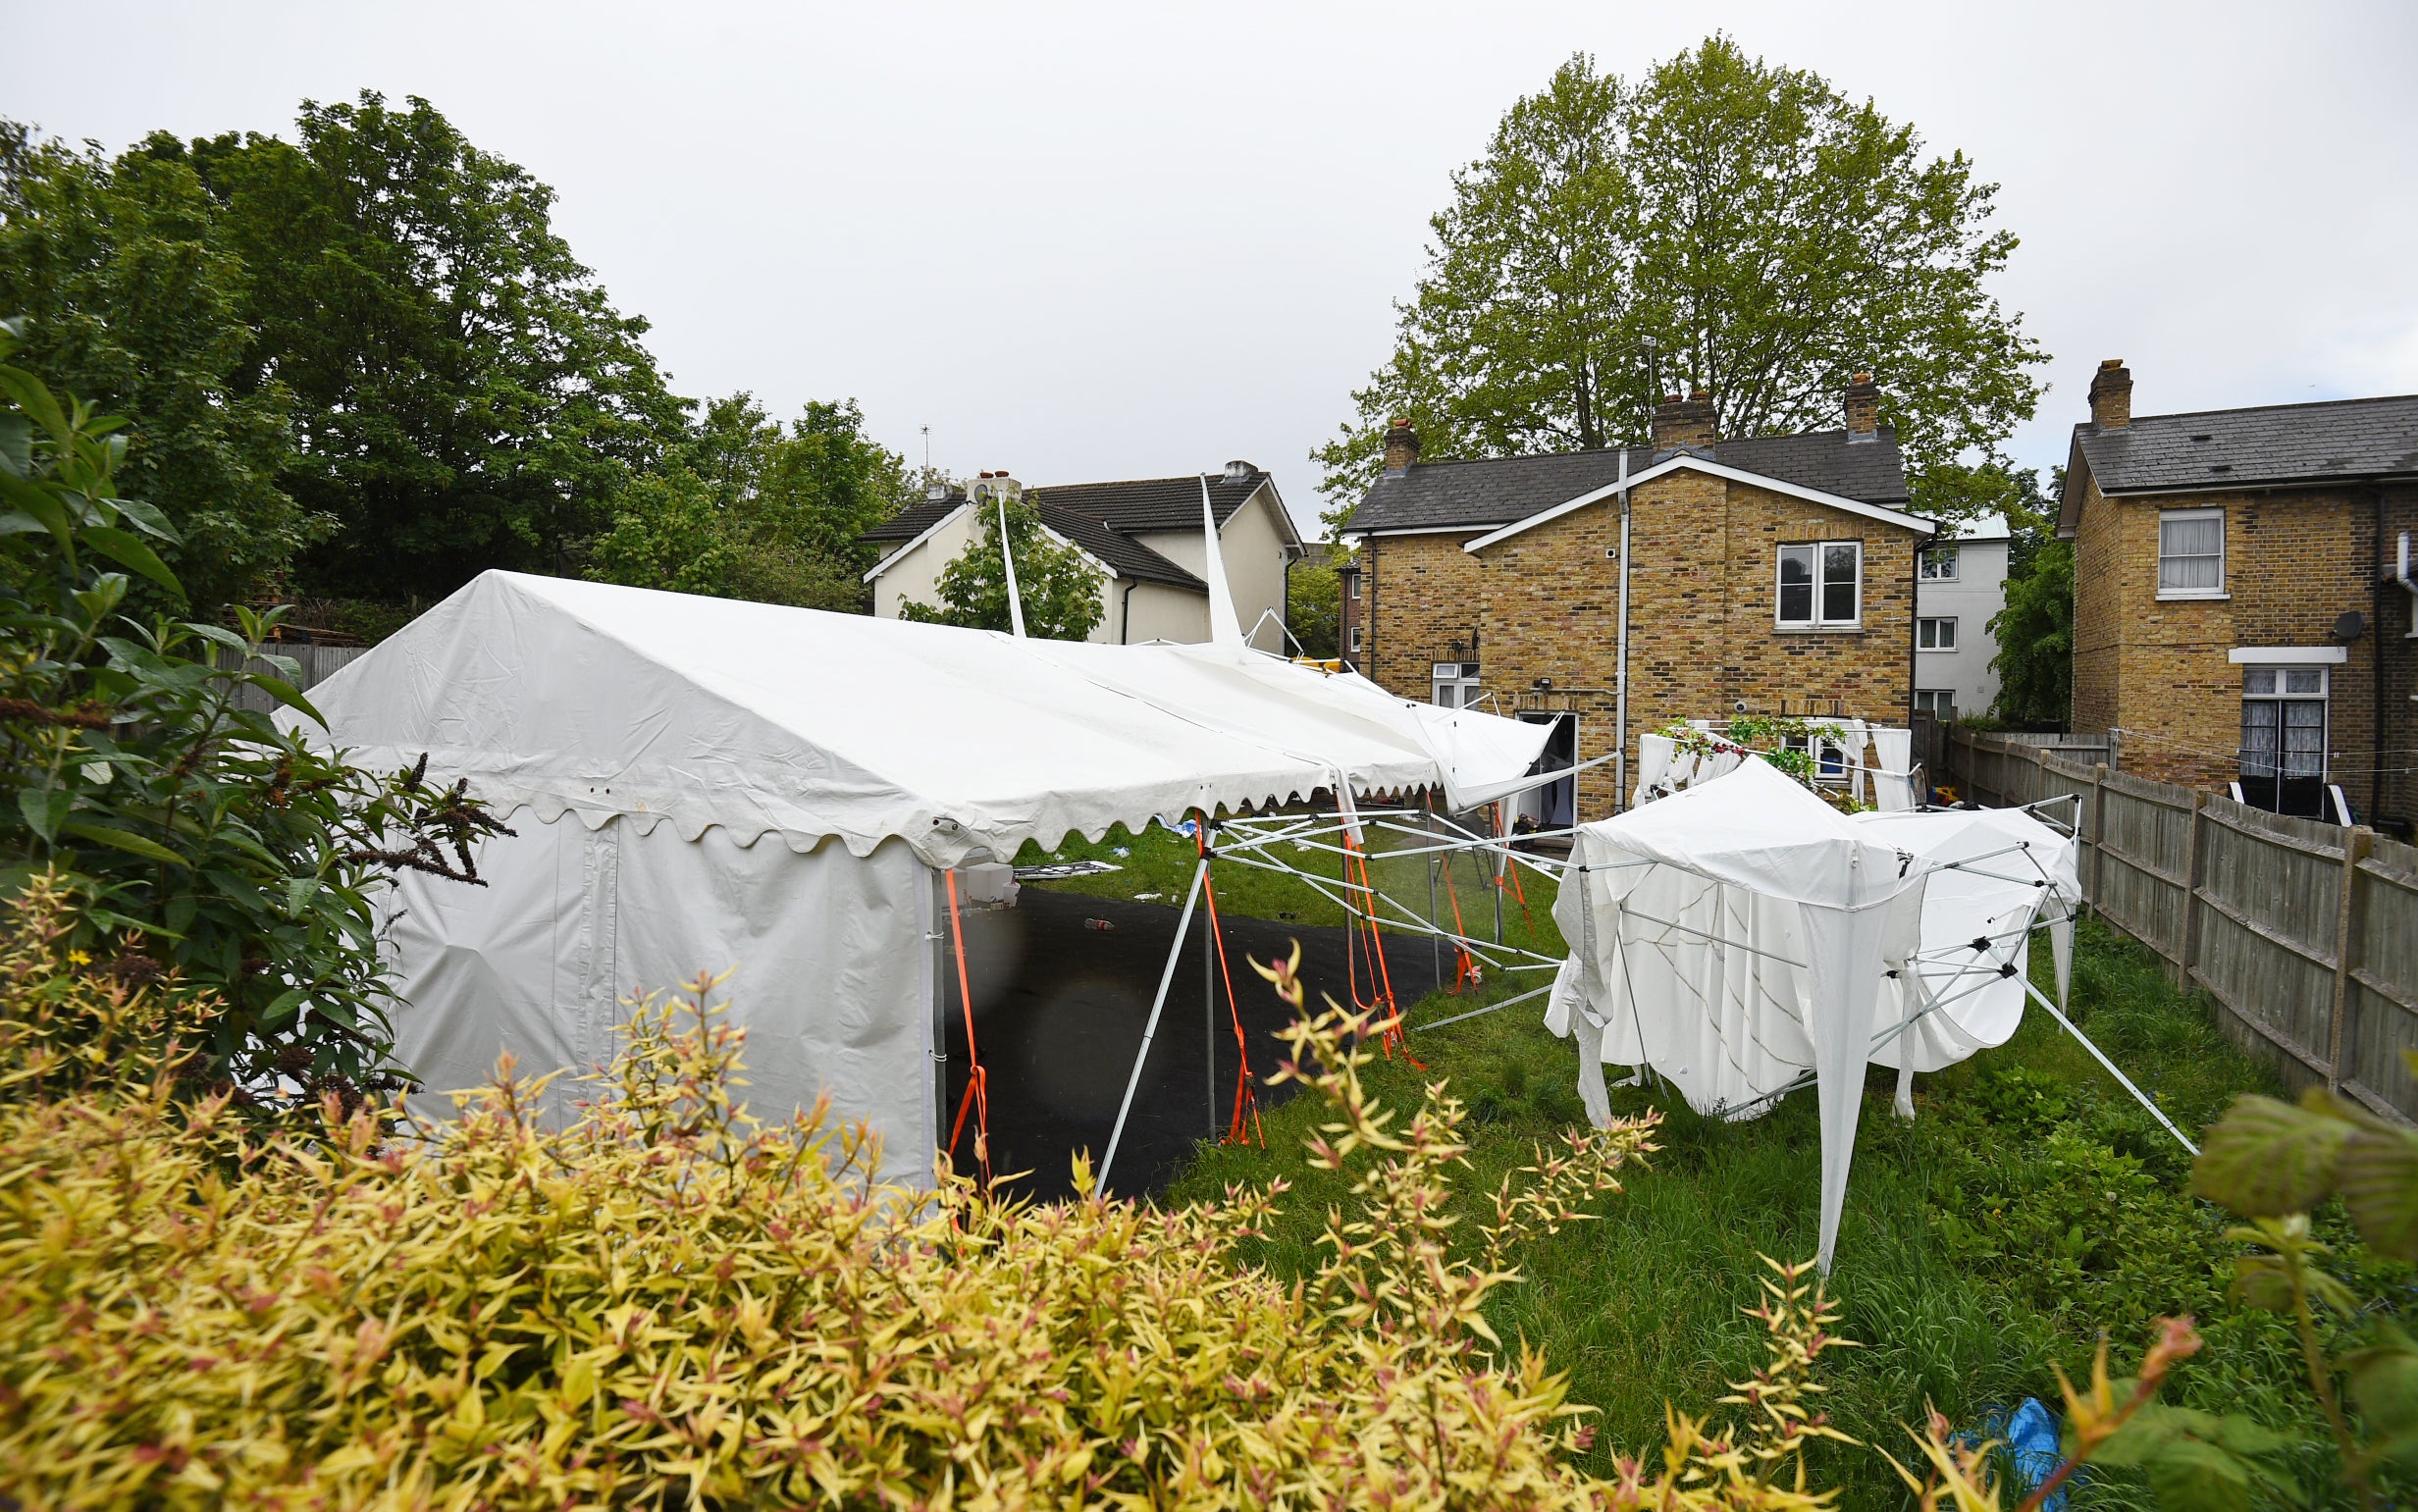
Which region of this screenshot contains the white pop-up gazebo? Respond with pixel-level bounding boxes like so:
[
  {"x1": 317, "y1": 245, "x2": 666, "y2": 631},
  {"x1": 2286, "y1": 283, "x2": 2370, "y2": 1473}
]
[
  {"x1": 289, "y1": 570, "x2": 1551, "y2": 1187},
  {"x1": 1547, "y1": 756, "x2": 2183, "y2": 1268}
]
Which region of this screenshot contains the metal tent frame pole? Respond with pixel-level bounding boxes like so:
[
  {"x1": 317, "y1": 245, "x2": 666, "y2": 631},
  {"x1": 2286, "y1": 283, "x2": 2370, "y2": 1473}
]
[{"x1": 1100, "y1": 856, "x2": 1209, "y2": 1189}]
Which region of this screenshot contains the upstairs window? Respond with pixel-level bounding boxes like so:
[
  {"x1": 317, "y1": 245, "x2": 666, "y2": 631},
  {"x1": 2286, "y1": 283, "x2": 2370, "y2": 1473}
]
[
  {"x1": 1919, "y1": 616, "x2": 1957, "y2": 651},
  {"x1": 2158, "y1": 508, "x2": 2226, "y2": 598},
  {"x1": 1919, "y1": 546, "x2": 1960, "y2": 581},
  {"x1": 1346, "y1": 574, "x2": 1361, "y2": 600},
  {"x1": 1777, "y1": 542, "x2": 1862, "y2": 628}
]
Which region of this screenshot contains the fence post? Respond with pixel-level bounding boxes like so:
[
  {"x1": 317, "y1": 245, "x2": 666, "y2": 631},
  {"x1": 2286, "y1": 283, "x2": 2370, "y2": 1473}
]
[
  {"x1": 2087, "y1": 763, "x2": 2108, "y2": 921},
  {"x1": 2330, "y1": 826, "x2": 2375, "y2": 1093},
  {"x1": 2177, "y1": 789, "x2": 2206, "y2": 990}
]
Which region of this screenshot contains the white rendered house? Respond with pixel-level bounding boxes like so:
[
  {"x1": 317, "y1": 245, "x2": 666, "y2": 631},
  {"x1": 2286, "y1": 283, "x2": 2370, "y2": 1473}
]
[
  {"x1": 862, "y1": 463, "x2": 1307, "y2": 652},
  {"x1": 1913, "y1": 513, "x2": 2012, "y2": 722}
]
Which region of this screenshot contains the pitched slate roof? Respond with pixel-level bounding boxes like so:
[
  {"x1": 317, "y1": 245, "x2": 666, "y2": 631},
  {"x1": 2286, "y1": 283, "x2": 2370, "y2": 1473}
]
[
  {"x1": 862, "y1": 496, "x2": 961, "y2": 543},
  {"x1": 1025, "y1": 470, "x2": 1273, "y2": 533},
  {"x1": 1031, "y1": 499, "x2": 1201, "y2": 588},
  {"x1": 1342, "y1": 429, "x2": 1912, "y2": 534},
  {"x1": 2068, "y1": 394, "x2": 2418, "y2": 499},
  {"x1": 862, "y1": 468, "x2": 1290, "y2": 589}
]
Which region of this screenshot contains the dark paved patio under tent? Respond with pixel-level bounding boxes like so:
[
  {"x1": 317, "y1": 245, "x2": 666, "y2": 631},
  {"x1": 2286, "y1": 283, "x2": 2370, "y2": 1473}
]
[{"x1": 938, "y1": 886, "x2": 1446, "y2": 1202}]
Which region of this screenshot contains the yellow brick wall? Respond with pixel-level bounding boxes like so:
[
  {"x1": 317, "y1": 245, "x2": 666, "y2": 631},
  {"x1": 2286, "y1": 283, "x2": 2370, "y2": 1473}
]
[
  {"x1": 1363, "y1": 468, "x2": 1920, "y2": 820},
  {"x1": 2072, "y1": 481, "x2": 2408, "y2": 821}
]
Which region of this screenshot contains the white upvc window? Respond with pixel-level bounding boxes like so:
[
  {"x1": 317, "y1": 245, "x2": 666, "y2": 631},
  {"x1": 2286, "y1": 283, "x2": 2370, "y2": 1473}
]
[
  {"x1": 1347, "y1": 625, "x2": 1363, "y2": 652},
  {"x1": 1431, "y1": 660, "x2": 1481, "y2": 708},
  {"x1": 1918, "y1": 616, "x2": 1957, "y2": 651},
  {"x1": 2157, "y1": 508, "x2": 2227, "y2": 599},
  {"x1": 1920, "y1": 546, "x2": 1960, "y2": 581},
  {"x1": 2240, "y1": 665, "x2": 2329, "y2": 780},
  {"x1": 1776, "y1": 541, "x2": 1862, "y2": 628},
  {"x1": 1915, "y1": 689, "x2": 1956, "y2": 718},
  {"x1": 1347, "y1": 574, "x2": 1361, "y2": 600}
]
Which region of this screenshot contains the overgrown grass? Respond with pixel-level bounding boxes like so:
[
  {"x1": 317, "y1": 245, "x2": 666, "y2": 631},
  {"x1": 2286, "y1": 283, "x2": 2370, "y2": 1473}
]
[{"x1": 1106, "y1": 828, "x2": 2409, "y2": 1510}]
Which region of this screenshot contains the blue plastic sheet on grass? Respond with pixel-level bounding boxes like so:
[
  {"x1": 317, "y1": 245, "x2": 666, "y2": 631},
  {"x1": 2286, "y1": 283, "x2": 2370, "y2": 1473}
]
[{"x1": 1955, "y1": 1398, "x2": 2068, "y2": 1512}]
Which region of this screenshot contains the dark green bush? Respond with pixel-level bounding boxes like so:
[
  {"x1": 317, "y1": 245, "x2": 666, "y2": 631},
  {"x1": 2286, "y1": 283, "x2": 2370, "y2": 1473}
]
[{"x1": 0, "y1": 319, "x2": 499, "y2": 1107}]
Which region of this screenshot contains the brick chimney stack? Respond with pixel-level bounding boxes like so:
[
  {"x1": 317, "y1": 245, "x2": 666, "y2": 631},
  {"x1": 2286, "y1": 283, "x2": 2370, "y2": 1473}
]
[
  {"x1": 1652, "y1": 391, "x2": 1718, "y2": 451},
  {"x1": 1382, "y1": 418, "x2": 1422, "y2": 474},
  {"x1": 1843, "y1": 373, "x2": 1881, "y2": 442},
  {"x1": 2088, "y1": 359, "x2": 2132, "y2": 431}
]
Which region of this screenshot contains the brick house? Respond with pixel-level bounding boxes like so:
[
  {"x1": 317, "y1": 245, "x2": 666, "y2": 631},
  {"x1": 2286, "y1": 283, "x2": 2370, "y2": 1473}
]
[
  {"x1": 1337, "y1": 555, "x2": 1364, "y2": 666},
  {"x1": 1341, "y1": 380, "x2": 1933, "y2": 820},
  {"x1": 2059, "y1": 361, "x2": 2418, "y2": 830}
]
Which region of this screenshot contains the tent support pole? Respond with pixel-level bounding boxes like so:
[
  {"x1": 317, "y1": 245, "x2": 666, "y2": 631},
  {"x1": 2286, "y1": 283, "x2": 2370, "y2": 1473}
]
[
  {"x1": 1101, "y1": 856, "x2": 1209, "y2": 1190},
  {"x1": 2023, "y1": 978, "x2": 2199, "y2": 1154}
]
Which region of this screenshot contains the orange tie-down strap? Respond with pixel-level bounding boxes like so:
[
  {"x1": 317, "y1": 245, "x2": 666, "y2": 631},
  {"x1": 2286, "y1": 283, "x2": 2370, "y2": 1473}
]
[
  {"x1": 1336, "y1": 793, "x2": 1421, "y2": 1069},
  {"x1": 943, "y1": 867, "x2": 990, "y2": 1183},
  {"x1": 1197, "y1": 819, "x2": 1263, "y2": 1146}
]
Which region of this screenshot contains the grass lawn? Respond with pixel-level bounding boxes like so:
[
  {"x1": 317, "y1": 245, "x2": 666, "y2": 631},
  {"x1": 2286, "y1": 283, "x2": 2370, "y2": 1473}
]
[{"x1": 1030, "y1": 812, "x2": 2407, "y2": 1509}]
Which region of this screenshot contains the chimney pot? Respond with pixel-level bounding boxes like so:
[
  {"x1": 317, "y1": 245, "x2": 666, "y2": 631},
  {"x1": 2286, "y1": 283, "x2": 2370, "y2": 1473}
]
[
  {"x1": 2088, "y1": 359, "x2": 2132, "y2": 431},
  {"x1": 1844, "y1": 373, "x2": 1882, "y2": 442},
  {"x1": 1224, "y1": 458, "x2": 1254, "y2": 481},
  {"x1": 1383, "y1": 418, "x2": 1422, "y2": 474},
  {"x1": 1652, "y1": 391, "x2": 1718, "y2": 451}
]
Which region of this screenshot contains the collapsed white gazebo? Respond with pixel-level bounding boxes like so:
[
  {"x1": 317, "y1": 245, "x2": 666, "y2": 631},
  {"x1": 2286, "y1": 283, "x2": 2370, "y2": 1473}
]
[{"x1": 1544, "y1": 756, "x2": 2177, "y2": 1269}]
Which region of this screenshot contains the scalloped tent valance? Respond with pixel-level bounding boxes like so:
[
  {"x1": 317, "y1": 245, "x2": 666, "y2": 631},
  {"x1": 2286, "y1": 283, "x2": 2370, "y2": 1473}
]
[{"x1": 285, "y1": 572, "x2": 1553, "y2": 869}]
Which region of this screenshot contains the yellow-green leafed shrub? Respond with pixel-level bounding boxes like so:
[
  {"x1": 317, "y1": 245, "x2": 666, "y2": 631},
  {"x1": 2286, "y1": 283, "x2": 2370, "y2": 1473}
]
[{"x1": 2, "y1": 882, "x2": 1888, "y2": 1511}]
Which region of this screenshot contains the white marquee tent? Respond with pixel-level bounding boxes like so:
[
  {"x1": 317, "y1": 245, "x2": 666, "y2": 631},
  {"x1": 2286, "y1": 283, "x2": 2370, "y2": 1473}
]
[
  {"x1": 1545, "y1": 756, "x2": 2097, "y2": 1268},
  {"x1": 286, "y1": 570, "x2": 1553, "y2": 1187}
]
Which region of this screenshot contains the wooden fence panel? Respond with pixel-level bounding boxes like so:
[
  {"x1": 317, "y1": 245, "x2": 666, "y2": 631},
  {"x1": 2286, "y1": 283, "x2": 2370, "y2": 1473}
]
[
  {"x1": 2349, "y1": 848, "x2": 2418, "y2": 1116},
  {"x1": 216, "y1": 643, "x2": 367, "y2": 714},
  {"x1": 1940, "y1": 726, "x2": 2418, "y2": 1124}
]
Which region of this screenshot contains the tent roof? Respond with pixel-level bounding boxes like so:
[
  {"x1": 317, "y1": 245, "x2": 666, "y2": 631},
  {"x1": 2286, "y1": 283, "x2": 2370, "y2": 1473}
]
[
  {"x1": 1580, "y1": 757, "x2": 1917, "y2": 912},
  {"x1": 289, "y1": 572, "x2": 1550, "y2": 868}
]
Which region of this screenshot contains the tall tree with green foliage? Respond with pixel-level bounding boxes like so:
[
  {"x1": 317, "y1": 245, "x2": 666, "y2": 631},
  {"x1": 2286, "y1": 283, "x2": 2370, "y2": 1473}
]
[
  {"x1": 0, "y1": 125, "x2": 321, "y2": 610},
  {"x1": 1287, "y1": 543, "x2": 1345, "y2": 659},
  {"x1": 143, "y1": 92, "x2": 690, "y2": 600},
  {"x1": 899, "y1": 495, "x2": 1104, "y2": 641},
  {"x1": 1315, "y1": 39, "x2": 2043, "y2": 529},
  {"x1": 583, "y1": 391, "x2": 912, "y2": 610},
  {"x1": 1988, "y1": 467, "x2": 2074, "y2": 729}
]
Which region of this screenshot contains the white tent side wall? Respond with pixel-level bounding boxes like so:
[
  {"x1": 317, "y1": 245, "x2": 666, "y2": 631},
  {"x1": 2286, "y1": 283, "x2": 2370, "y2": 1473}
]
[{"x1": 385, "y1": 813, "x2": 937, "y2": 1189}]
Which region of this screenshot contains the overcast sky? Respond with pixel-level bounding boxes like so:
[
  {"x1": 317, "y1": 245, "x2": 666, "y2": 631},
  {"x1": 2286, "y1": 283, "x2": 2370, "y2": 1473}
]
[{"x1": 12, "y1": 1, "x2": 2416, "y2": 532}]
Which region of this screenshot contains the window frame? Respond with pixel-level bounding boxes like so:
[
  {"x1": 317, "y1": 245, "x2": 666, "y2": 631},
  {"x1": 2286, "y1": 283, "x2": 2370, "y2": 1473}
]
[
  {"x1": 1347, "y1": 624, "x2": 1363, "y2": 652},
  {"x1": 2156, "y1": 507, "x2": 2228, "y2": 600},
  {"x1": 1914, "y1": 689, "x2": 1956, "y2": 719},
  {"x1": 1775, "y1": 540, "x2": 1864, "y2": 630},
  {"x1": 1919, "y1": 546, "x2": 1960, "y2": 581},
  {"x1": 1346, "y1": 573, "x2": 1361, "y2": 600},
  {"x1": 1430, "y1": 660, "x2": 1481, "y2": 709},
  {"x1": 1918, "y1": 616, "x2": 1958, "y2": 652},
  {"x1": 2239, "y1": 664, "x2": 2329, "y2": 781}
]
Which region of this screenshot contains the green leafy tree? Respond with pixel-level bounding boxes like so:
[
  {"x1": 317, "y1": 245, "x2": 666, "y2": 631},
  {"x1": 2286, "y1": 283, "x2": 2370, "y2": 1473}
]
[
  {"x1": 1287, "y1": 542, "x2": 1345, "y2": 659},
  {"x1": 899, "y1": 495, "x2": 1104, "y2": 641},
  {"x1": 1315, "y1": 40, "x2": 2043, "y2": 529},
  {"x1": 1988, "y1": 467, "x2": 2073, "y2": 729},
  {"x1": 147, "y1": 93, "x2": 690, "y2": 600},
  {"x1": 582, "y1": 391, "x2": 909, "y2": 611},
  {"x1": 0, "y1": 325, "x2": 504, "y2": 1104},
  {"x1": 0, "y1": 124, "x2": 322, "y2": 610}
]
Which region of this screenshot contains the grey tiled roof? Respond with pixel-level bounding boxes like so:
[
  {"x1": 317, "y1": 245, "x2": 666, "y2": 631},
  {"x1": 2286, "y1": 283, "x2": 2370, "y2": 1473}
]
[
  {"x1": 861, "y1": 496, "x2": 960, "y2": 543},
  {"x1": 859, "y1": 487, "x2": 1209, "y2": 590},
  {"x1": 1026, "y1": 471, "x2": 1270, "y2": 533},
  {"x1": 862, "y1": 469, "x2": 1288, "y2": 589},
  {"x1": 2070, "y1": 394, "x2": 2418, "y2": 498},
  {"x1": 1031, "y1": 500, "x2": 1201, "y2": 588},
  {"x1": 1342, "y1": 429, "x2": 1913, "y2": 534}
]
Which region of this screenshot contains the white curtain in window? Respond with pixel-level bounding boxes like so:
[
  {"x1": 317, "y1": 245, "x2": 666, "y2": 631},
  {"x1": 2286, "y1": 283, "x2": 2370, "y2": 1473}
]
[{"x1": 2159, "y1": 516, "x2": 2223, "y2": 591}]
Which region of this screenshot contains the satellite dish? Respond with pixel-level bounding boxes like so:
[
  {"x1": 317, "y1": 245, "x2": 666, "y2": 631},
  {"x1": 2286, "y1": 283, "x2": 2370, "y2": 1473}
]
[{"x1": 2333, "y1": 610, "x2": 2366, "y2": 643}]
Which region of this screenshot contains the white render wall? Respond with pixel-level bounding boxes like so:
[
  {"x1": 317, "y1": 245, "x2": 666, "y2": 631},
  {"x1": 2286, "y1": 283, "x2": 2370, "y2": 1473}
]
[
  {"x1": 1915, "y1": 526, "x2": 2011, "y2": 721},
  {"x1": 870, "y1": 480, "x2": 1298, "y2": 650}
]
